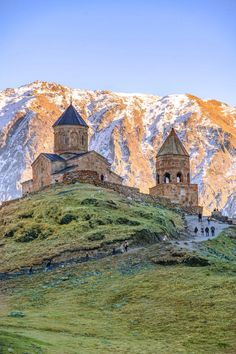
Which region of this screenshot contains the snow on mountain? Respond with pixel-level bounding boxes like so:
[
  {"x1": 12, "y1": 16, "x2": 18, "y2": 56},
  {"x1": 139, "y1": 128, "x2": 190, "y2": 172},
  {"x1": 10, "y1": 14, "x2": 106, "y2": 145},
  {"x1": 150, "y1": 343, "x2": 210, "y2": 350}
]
[{"x1": 0, "y1": 81, "x2": 235, "y2": 216}]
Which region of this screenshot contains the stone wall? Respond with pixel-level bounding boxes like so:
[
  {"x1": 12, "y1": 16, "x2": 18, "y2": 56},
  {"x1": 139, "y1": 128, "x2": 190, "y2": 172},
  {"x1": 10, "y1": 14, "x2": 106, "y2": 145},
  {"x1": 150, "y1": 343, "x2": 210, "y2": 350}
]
[
  {"x1": 63, "y1": 170, "x2": 100, "y2": 184},
  {"x1": 21, "y1": 179, "x2": 33, "y2": 196},
  {"x1": 32, "y1": 155, "x2": 53, "y2": 192},
  {"x1": 66, "y1": 151, "x2": 123, "y2": 184},
  {"x1": 54, "y1": 125, "x2": 88, "y2": 154},
  {"x1": 156, "y1": 154, "x2": 190, "y2": 184},
  {"x1": 149, "y1": 183, "x2": 198, "y2": 207}
]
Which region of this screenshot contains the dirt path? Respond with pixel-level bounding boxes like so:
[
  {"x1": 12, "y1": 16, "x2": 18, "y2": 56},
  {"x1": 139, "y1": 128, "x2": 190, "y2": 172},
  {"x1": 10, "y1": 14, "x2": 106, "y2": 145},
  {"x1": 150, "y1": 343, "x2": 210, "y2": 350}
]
[{"x1": 173, "y1": 215, "x2": 230, "y2": 250}]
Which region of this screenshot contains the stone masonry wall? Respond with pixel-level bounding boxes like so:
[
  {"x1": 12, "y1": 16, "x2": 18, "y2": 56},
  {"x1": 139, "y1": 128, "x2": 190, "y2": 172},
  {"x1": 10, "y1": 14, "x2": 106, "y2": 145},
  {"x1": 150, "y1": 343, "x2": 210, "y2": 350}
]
[
  {"x1": 149, "y1": 183, "x2": 198, "y2": 207},
  {"x1": 54, "y1": 125, "x2": 88, "y2": 154},
  {"x1": 66, "y1": 152, "x2": 123, "y2": 184}
]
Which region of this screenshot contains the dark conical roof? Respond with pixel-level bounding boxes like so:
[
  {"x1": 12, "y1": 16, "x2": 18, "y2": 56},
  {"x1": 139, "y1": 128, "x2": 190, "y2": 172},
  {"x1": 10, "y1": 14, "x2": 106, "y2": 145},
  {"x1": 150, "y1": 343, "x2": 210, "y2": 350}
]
[
  {"x1": 158, "y1": 128, "x2": 189, "y2": 156},
  {"x1": 53, "y1": 104, "x2": 88, "y2": 127}
]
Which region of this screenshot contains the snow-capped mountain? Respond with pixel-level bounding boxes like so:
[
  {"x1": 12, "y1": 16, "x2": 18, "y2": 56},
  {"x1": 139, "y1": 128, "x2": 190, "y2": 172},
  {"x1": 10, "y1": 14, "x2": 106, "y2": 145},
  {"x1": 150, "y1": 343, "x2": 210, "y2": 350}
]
[{"x1": 0, "y1": 81, "x2": 235, "y2": 216}]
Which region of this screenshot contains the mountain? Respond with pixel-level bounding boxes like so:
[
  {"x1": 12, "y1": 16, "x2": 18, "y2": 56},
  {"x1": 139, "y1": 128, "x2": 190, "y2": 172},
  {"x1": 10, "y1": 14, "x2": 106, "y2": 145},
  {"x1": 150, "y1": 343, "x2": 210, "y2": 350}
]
[{"x1": 0, "y1": 81, "x2": 235, "y2": 216}]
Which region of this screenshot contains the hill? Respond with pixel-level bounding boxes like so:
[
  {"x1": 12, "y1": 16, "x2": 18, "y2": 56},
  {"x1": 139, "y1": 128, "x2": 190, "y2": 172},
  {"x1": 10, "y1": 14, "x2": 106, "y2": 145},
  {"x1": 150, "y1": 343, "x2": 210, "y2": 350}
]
[
  {"x1": 0, "y1": 226, "x2": 235, "y2": 353},
  {"x1": 0, "y1": 183, "x2": 184, "y2": 273},
  {"x1": 0, "y1": 81, "x2": 235, "y2": 216}
]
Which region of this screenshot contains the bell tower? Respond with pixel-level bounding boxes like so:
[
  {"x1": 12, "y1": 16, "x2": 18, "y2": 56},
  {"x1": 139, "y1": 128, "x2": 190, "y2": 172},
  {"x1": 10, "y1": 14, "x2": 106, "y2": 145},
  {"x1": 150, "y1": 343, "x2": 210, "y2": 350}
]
[
  {"x1": 155, "y1": 128, "x2": 190, "y2": 185},
  {"x1": 53, "y1": 104, "x2": 88, "y2": 155},
  {"x1": 149, "y1": 128, "x2": 199, "y2": 208}
]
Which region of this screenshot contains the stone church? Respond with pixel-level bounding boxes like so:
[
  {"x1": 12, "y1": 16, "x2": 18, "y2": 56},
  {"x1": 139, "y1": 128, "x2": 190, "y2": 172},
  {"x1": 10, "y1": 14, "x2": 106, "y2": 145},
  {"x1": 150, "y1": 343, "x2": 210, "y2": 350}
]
[
  {"x1": 149, "y1": 128, "x2": 199, "y2": 208},
  {"x1": 21, "y1": 104, "x2": 123, "y2": 195}
]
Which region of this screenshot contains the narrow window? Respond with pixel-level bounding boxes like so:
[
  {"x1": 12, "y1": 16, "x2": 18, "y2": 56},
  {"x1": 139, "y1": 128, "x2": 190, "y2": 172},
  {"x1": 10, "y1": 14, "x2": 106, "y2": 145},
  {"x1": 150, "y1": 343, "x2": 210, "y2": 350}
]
[
  {"x1": 164, "y1": 172, "x2": 171, "y2": 184},
  {"x1": 101, "y1": 174, "x2": 104, "y2": 182},
  {"x1": 177, "y1": 172, "x2": 183, "y2": 183},
  {"x1": 157, "y1": 174, "x2": 160, "y2": 184}
]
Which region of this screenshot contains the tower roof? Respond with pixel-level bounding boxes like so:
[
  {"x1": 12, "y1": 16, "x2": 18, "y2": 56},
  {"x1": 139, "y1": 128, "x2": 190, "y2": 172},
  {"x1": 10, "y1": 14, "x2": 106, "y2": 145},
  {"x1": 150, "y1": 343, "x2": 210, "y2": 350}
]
[
  {"x1": 158, "y1": 128, "x2": 189, "y2": 156},
  {"x1": 53, "y1": 104, "x2": 88, "y2": 128}
]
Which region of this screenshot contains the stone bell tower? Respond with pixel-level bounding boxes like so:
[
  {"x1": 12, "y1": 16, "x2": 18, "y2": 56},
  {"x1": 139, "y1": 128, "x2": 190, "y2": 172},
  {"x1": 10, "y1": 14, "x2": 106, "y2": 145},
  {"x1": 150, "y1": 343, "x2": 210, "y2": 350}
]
[
  {"x1": 149, "y1": 128, "x2": 200, "y2": 208},
  {"x1": 53, "y1": 104, "x2": 88, "y2": 155}
]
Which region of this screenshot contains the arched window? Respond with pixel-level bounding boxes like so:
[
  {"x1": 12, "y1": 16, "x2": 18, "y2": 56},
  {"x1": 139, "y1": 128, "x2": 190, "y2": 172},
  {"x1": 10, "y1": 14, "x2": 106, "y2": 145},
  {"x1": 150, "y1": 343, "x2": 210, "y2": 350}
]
[
  {"x1": 187, "y1": 173, "x2": 190, "y2": 184},
  {"x1": 164, "y1": 172, "x2": 171, "y2": 184},
  {"x1": 70, "y1": 132, "x2": 78, "y2": 147},
  {"x1": 60, "y1": 133, "x2": 66, "y2": 145},
  {"x1": 177, "y1": 172, "x2": 183, "y2": 183},
  {"x1": 101, "y1": 174, "x2": 105, "y2": 182},
  {"x1": 157, "y1": 174, "x2": 160, "y2": 184}
]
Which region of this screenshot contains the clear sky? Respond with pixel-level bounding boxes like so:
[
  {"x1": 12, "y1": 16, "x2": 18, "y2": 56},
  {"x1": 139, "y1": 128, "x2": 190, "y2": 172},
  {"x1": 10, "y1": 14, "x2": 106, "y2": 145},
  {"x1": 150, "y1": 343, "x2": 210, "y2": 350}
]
[{"x1": 1, "y1": 0, "x2": 236, "y2": 106}]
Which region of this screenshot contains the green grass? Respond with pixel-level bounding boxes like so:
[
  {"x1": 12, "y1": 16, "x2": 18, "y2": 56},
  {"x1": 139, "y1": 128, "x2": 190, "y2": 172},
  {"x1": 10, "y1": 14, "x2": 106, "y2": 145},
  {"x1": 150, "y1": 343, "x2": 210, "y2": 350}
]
[
  {"x1": 0, "y1": 227, "x2": 235, "y2": 353},
  {"x1": 0, "y1": 183, "x2": 184, "y2": 271},
  {"x1": 197, "y1": 227, "x2": 236, "y2": 270},
  {"x1": 0, "y1": 184, "x2": 235, "y2": 353}
]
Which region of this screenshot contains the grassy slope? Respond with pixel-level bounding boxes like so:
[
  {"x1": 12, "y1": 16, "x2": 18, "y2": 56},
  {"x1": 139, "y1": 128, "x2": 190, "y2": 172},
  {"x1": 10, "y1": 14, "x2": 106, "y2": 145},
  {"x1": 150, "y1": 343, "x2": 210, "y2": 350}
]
[
  {"x1": 0, "y1": 228, "x2": 235, "y2": 354},
  {"x1": 0, "y1": 183, "x2": 183, "y2": 272},
  {"x1": 0, "y1": 184, "x2": 235, "y2": 353}
]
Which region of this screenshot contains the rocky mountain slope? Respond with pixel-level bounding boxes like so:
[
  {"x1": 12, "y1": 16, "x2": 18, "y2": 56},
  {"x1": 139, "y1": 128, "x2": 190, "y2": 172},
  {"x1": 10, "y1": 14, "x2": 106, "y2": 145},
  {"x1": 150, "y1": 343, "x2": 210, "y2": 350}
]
[{"x1": 0, "y1": 81, "x2": 235, "y2": 216}]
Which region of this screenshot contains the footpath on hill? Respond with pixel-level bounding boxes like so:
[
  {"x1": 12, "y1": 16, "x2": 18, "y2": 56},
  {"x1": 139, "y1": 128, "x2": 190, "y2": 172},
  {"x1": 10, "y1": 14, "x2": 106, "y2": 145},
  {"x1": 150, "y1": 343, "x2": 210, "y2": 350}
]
[{"x1": 173, "y1": 215, "x2": 230, "y2": 250}]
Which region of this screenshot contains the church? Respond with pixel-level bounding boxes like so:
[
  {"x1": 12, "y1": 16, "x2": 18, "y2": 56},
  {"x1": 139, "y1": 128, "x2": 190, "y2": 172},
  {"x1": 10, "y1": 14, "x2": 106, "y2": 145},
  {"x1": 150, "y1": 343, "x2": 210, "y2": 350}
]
[
  {"x1": 149, "y1": 128, "x2": 199, "y2": 208},
  {"x1": 21, "y1": 104, "x2": 123, "y2": 195}
]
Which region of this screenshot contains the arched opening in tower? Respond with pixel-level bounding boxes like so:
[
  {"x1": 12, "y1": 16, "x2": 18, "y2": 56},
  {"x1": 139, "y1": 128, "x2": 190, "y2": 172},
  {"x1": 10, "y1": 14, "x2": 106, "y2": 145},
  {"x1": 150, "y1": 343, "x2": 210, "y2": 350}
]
[
  {"x1": 164, "y1": 172, "x2": 171, "y2": 184},
  {"x1": 177, "y1": 172, "x2": 183, "y2": 183}
]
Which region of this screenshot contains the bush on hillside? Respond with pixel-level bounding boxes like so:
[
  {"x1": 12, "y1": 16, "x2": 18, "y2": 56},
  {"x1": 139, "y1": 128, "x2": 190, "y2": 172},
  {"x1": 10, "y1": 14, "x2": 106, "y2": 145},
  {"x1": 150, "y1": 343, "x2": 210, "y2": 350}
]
[
  {"x1": 81, "y1": 198, "x2": 100, "y2": 206},
  {"x1": 59, "y1": 214, "x2": 77, "y2": 225},
  {"x1": 16, "y1": 226, "x2": 41, "y2": 243},
  {"x1": 4, "y1": 228, "x2": 17, "y2": 238},
  {"x1": 88, "y1": 232, "x2": 105, "y2": 241},
  {"x1": 115, "y1": 217, "x2": 140, "y2": 226},
  {"x1": 18, "y1": 211, "x2": 33, "y2": 219},
  {"x1": 132, "y1": 229, "x2": 162, "y2": 245},
  {"x1": 81, "y1": 198, "x2": 117, "y2": 209}
]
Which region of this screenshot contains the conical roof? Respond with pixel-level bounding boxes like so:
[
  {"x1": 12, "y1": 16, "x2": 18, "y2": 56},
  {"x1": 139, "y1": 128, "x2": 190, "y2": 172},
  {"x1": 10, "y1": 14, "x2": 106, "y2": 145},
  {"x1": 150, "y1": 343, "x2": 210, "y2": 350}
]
[
  {"x1": 53, "y1": 104, "x2": 88, "y2": 127},
  {"x1": 158, "y1": 128, "x2": 189, "y2": 156}
]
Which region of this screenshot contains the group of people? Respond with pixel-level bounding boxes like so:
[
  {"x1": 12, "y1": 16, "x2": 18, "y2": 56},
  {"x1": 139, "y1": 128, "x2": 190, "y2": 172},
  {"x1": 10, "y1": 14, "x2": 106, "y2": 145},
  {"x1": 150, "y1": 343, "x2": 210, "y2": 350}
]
[
  {"x1": 195, "y1": 213, "x2": 216, "y2": 237},
  {"x1": 194, "y1": 225, "x2": 215, "y2": 237}
]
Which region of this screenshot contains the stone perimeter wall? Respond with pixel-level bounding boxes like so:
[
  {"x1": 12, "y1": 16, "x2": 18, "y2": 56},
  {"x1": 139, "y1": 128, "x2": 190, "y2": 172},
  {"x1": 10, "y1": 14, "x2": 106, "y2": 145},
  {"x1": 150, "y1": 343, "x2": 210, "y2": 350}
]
[{"x1": 17, "y1": 169, "x2": 203, "y2": 216}]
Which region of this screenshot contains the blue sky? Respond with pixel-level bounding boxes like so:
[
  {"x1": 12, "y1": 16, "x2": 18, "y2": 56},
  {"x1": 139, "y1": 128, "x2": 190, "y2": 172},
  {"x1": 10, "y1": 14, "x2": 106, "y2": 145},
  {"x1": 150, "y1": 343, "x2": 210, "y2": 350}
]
[{"x1": 1, "y1": 0, "x2": 236, "y2": 105}]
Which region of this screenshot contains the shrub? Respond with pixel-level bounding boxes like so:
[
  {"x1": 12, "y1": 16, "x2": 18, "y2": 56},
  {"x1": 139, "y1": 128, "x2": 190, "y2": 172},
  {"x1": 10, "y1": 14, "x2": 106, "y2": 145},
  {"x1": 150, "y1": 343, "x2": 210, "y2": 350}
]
[
  {"x1": 8, "y1": 311, "x2": 25, "y2": 318},
  {"x1": 59, "y1": 214, "x2": 77, "y2": 225},
  {"x1": 16, "y1": 227, "x2": 41, "y2": 243},
  {"x1": 132, "y1": 229, "x2": 162, "y2": 245},
  {"x1": 116, "y1": 217, "x2": 140, "y2": 226},
  {"x1": 81, "y1": 198, "x2": 100, "y2": 206},
  {"x1": 88, "y1": 233, "x2": 105, "y2": 241},
  {"x1": 4, "y1": 228, "x2": 16, "y2": 238},
  {"x1": 19, "y1": 211, "x2": 33, "y2": 219}
]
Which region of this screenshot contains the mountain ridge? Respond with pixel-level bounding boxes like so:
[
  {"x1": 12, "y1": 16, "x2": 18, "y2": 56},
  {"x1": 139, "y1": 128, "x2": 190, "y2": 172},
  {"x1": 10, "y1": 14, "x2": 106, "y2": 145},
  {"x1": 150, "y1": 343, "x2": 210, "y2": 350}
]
[{"x1": 0, "y1": 81, "x2": 235, "y2": 216}]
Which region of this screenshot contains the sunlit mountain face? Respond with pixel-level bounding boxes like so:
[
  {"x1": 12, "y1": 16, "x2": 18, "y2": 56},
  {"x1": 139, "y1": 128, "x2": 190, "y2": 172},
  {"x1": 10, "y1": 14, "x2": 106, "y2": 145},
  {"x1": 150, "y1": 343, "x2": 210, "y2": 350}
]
[{"x1": 0, "y1": 81, "x2": 235, "y2": 216}]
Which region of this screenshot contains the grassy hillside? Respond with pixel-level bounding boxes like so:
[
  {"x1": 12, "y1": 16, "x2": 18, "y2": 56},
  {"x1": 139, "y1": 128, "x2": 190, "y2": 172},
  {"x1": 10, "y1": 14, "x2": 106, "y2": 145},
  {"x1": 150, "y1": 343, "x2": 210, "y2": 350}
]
[
  {"x1": 0, "y1": 227, "x2": 236, "y2": 354},
  {"x1": 0, "y1": 184, "x2": 235, "y2": 353},
  {"x1": 0, "y1": 183, "x2": 184, "y2": 272}
]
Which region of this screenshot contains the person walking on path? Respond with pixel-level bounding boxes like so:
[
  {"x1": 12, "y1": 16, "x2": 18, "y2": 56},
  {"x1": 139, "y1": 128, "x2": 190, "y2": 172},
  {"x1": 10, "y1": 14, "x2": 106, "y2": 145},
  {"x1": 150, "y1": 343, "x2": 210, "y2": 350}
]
[
  {"x1": 198, "y1": 213, "x2": 202, "y2": 222},
  {"x1": 194, "y1": 227, "x2": 198, "y2": 235},
  {"x1": 45, "y1": 259, "x2": 52, "y2": 272},
  {"x1": 28, "y1": 266, "x2": 33, "y2": 275},
  {"x1": 123, "y1": 240, "x2": 129, "y2": 252},
  {"x1": 210, "y1": 226, "x2": 215, "y2": 237},
  {"x1": 205, "y1": 227, "x2": 210, "y2": 237},
  {"x1": 207, "y1": 217, "x2": 211, "y2": 225},
  {"x1": 201, "y1": 226, "x2": 204, "y2": 235}
]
